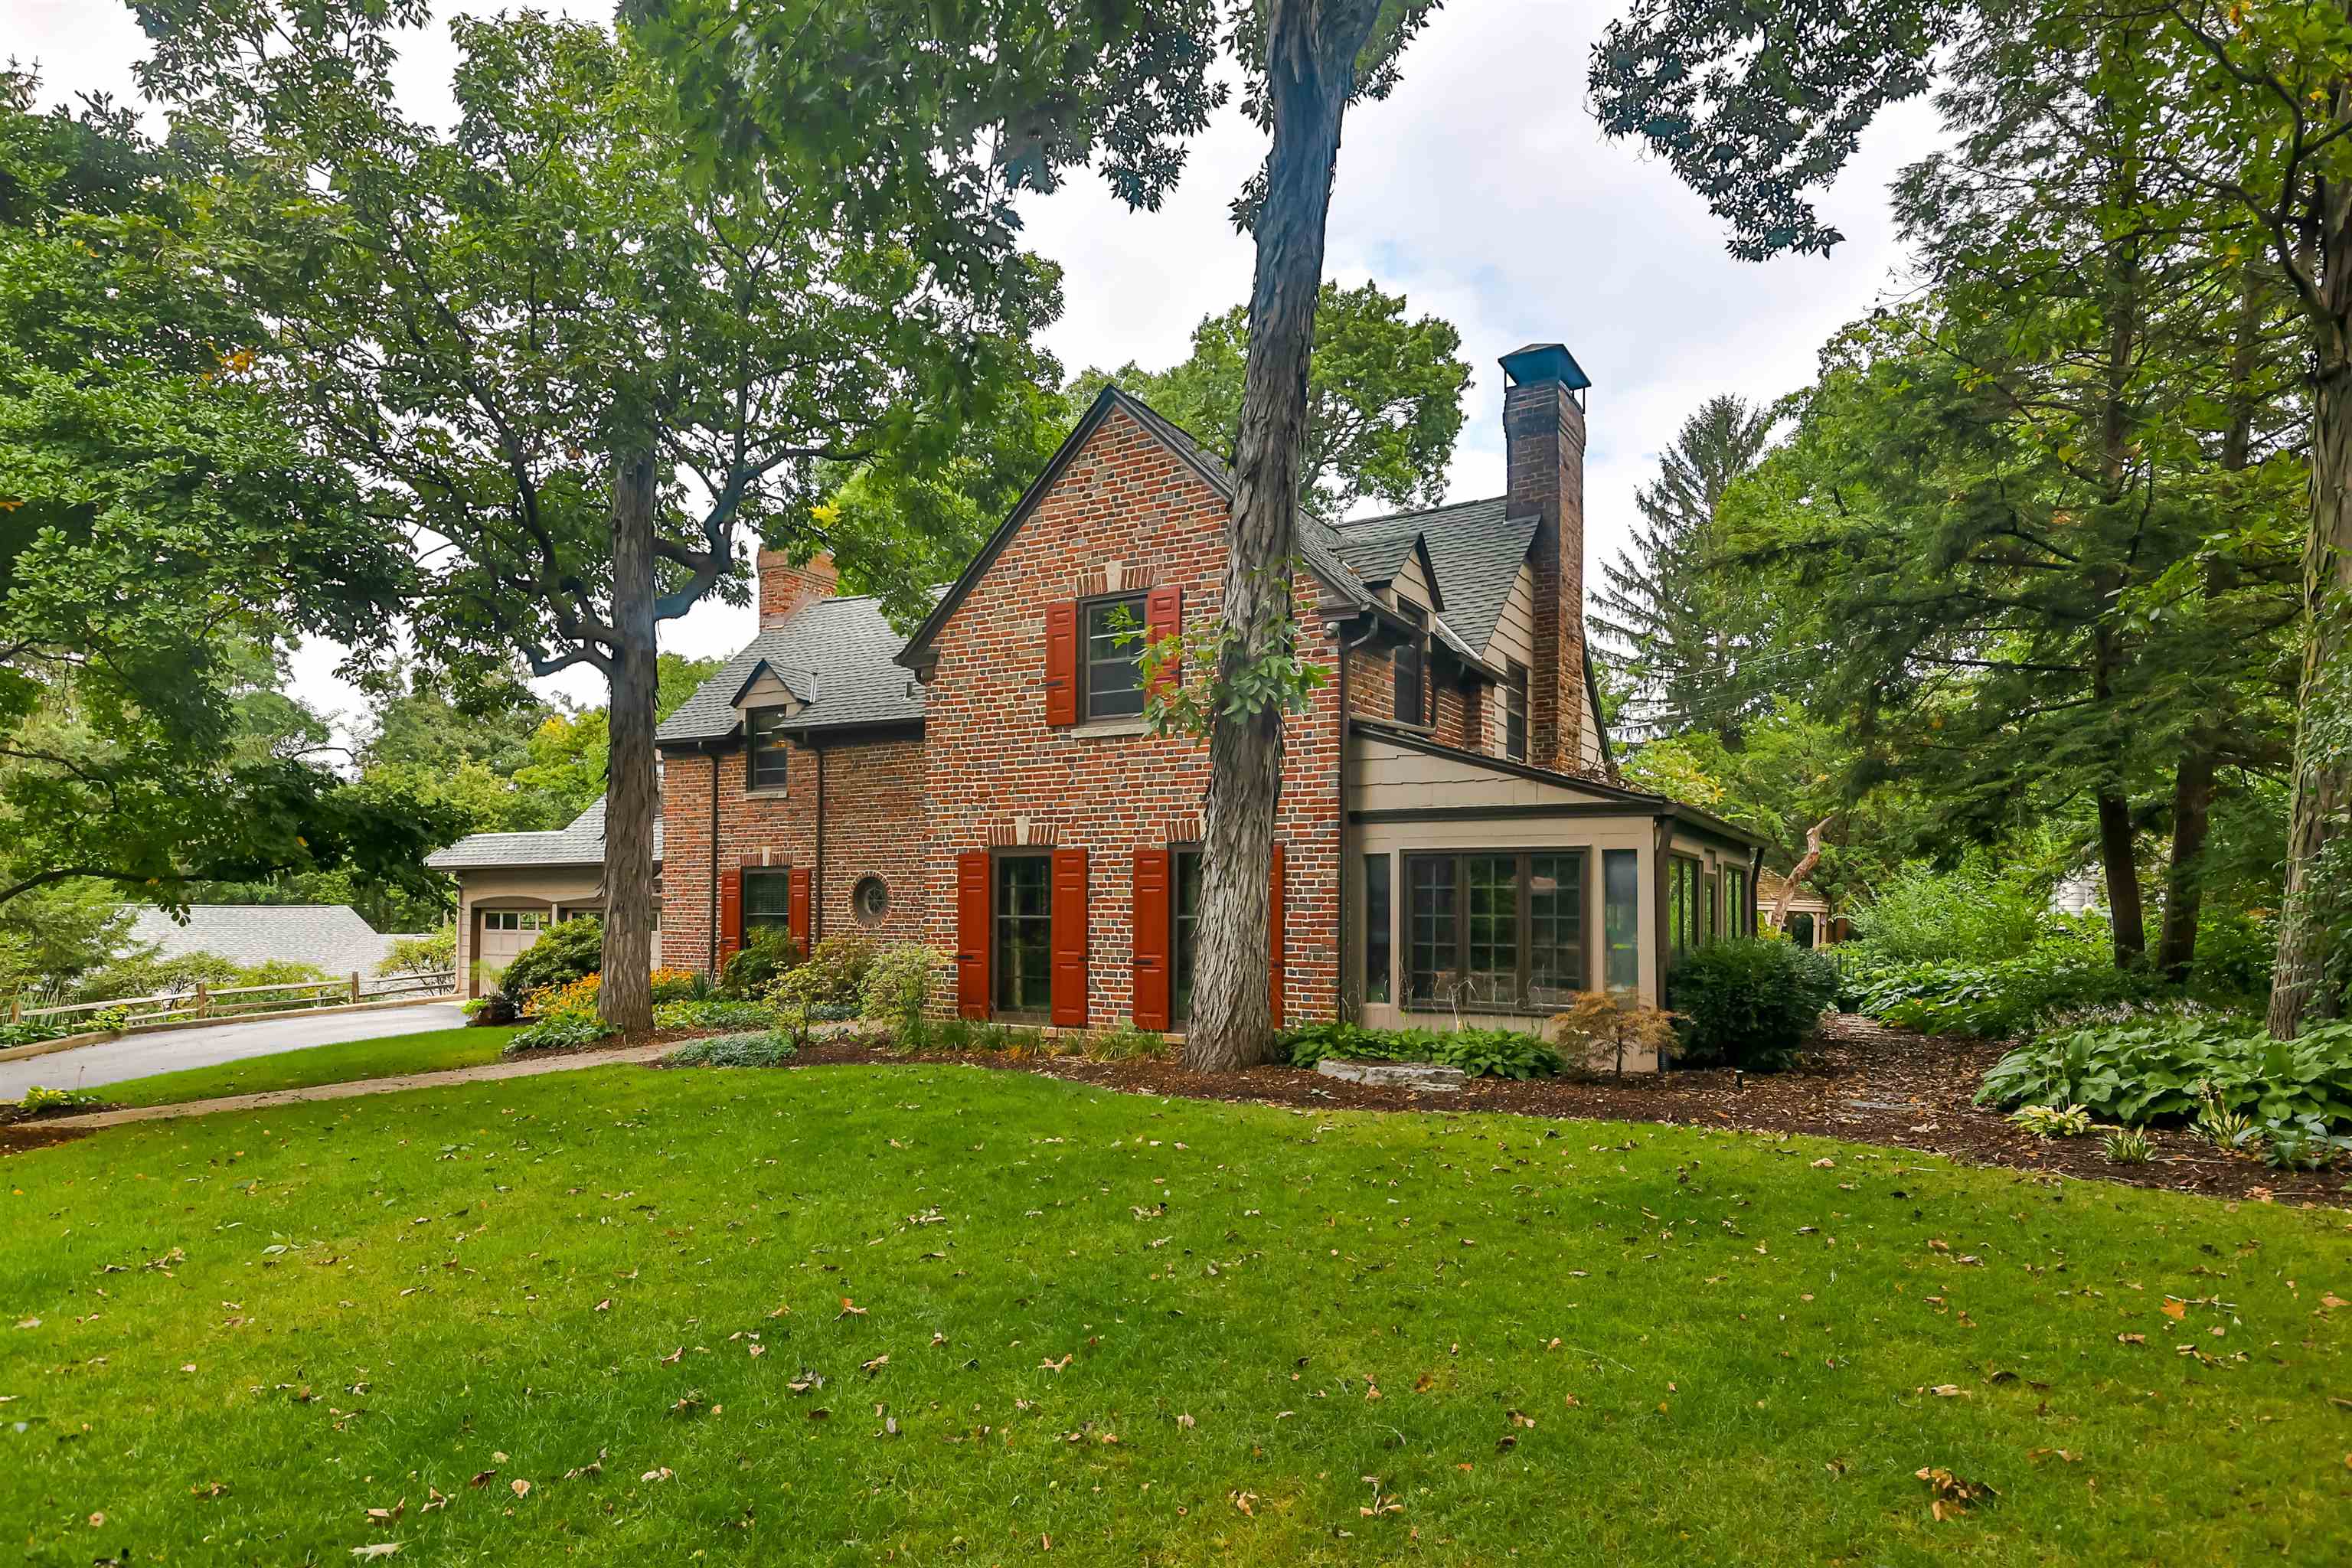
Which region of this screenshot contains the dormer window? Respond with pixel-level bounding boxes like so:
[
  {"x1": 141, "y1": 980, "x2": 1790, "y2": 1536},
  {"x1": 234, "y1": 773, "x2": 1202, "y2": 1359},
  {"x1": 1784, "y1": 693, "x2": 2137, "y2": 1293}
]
[
  {"x1": 746, "y1": 706, "x2": 790, "y2": 791},
  {"x1": 1393, "y1": 604, "x2": 1428, "y2": 727}
]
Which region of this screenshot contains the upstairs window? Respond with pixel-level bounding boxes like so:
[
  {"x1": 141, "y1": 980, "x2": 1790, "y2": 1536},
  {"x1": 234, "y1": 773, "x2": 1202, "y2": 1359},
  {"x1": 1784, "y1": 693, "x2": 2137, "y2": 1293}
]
[
  {"x1": 1393, "y1": 605, "x2": 1428, "y2": 726},
  {"x1": 746, "y1": 706, "x2": 790, "y2": 791},
  {"x1": 1504, "y1": 662, "x2": 1528, "y2": 761},
  {"x1": 1083, "y1": 595, "x2": 1148, "y2": 720}
]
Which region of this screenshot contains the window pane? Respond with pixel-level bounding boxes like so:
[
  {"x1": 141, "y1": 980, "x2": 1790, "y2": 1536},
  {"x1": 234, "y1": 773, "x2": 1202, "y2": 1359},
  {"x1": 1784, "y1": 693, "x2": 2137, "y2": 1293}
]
[
  {"x1": 1172, "y1": 850, "x2": 1203, "y2": 1019},
  {"x1": 1406, "y1": 855, "x2": 1456, "y2": 1003},
  {"x1": 994, "y1": 856, "x2": 1053, "y2": 1014},
  {"x1": 1527, "y1": 853, "x2": 1583, "y2": 1008},
  {"x1": 1362, "y1": 854, "x2": 1391, "y2": 1005},
  {"x1": 1465, "y1": 855, "x2": 1518, "y2": 1008},
  {"x1": 1084, "y1": 596, "x2": 1147, "y2": 720},
  {"x1": 1393, "y1": 640, "x2": 1424, "y2": 726},
  {"x1": 749, "y1": 707, "x2": 789, "y2": 790},
  {"x1": 1504, "y1": 665, "x2": 1527, "y2": 761},
  {"x1": 1704, "y1": 873, "x2": 1718, "y2": 944},
  {"x1": 744, "y1": 869, "x2": 792, "y2": 936},
  {"x1": 1604, "y1": 848, "x2": 1640, "y2": 992}
]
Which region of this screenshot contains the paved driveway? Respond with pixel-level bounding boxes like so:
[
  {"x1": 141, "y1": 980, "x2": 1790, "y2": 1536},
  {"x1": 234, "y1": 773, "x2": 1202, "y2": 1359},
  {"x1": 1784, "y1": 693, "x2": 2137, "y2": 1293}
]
[{"x1": 0, "y1": 1001, "x2": 466, "y2": 1100}]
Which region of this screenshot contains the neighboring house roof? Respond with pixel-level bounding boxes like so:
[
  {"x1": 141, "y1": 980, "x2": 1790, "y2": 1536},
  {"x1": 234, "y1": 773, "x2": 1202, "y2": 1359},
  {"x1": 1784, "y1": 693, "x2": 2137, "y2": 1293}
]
[
  {"x1": 426, "y1": 795, "x2": 664, "y2": 872},
  {"x1": 1335, "y1": 496, "x2": 1536, "y2": 654},
  {"x1": 659, "y1": 594, "x2": 925, "y2": 746},
  {"x1": 1756, "y1": 870, "x2": 1829, "y2": 910},
  {"x1": 120, "y1": 905, "x2": 417, "y2": 976},
  {"x1": 898, "y1": 386, "x2": 1376, "y2": 668}
]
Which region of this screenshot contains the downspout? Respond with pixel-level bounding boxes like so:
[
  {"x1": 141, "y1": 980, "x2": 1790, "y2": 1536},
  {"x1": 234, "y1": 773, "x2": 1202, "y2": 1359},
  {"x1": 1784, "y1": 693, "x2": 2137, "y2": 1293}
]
[
  {"x1": 707, "y1": 740, "x2": 722, "y2": 973},
  {"x1": 815, "y1": 742, "x2": 827, "y2": 946},
  {"x1": 1334, "y1": 612, "x2": 1381, "y2": 1022}
]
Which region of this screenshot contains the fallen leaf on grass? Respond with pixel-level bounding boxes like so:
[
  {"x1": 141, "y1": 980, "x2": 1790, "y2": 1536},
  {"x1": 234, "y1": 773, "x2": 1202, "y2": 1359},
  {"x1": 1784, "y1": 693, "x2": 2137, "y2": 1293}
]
[
  {"x1": 861, "y1": 1354, "x2": 889, "y2": 1374},
  {"x1": 2029, "y1": 1449, "x2": 2079, "y2": 1463},
  {"x1": 420, "y1": 1488, "x2": 447, "y2": 1513},
  {"x1": 2117, "y1": 1333, "x2": 2147, "y2": 1345},
  {"x1": 658, "y1": 1348, "x2": 682, "y2": 1365},
  {"x1": 837, "y1": 1298, "x2": 867, "y2": 1318},
  {"x1": 2161, "y1": 1299, "x2": 2187, "y2": 1321},
  {"x1": 364, "y1": 1499, "x2": 405, "y2": 1522},
  {"x1": 1916, "y1": 1465, "x2": 1996, "y2": 1520},
  {"x1": 1230, "y1": 1491, "x2": 1257, "y2": 1517},
  {"x1": 641, "y1": 1467, "x2": 674, "y2": 1483},
  {"x1": 468, "y1": 1471, "x2": 496, "y2": 1489},
  {"x1": 350, "y1": 1546, "x2": 402, "y2": 1560},
  {"x1": 509, "y1": 1479, "x2": 530, "y2": 1498}
]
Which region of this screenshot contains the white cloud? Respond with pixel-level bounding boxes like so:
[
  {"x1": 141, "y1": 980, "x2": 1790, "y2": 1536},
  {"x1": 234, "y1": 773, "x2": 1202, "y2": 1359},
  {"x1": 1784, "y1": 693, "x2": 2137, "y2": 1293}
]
[{"x1": 21, "y1": 2, "x2": 1941, "y2": 734}]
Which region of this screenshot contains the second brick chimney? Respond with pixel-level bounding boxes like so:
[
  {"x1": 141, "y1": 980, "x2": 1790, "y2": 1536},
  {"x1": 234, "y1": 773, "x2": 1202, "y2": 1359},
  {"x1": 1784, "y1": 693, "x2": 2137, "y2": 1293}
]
[
  {"x1": 757, "y1": 547, "x2": 838, "y2": 628},
  {"x1": 1500, "y1": 343, "x2": 1591, "y2": 774}
]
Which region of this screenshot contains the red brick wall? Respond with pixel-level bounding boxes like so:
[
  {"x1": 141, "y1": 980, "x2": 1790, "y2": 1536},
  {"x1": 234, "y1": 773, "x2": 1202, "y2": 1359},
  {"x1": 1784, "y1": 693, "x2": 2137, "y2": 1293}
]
[
  {"x1": 757, "y1": 549, "x2": 838, "y2": 629},
  {"x1": 660, "y1": 733, "x2": 929, "y2": 972},
  {"x1": 919, "y1": 405, "x2": 1343, "y2": 1027},
  {"x1": 1504, "y1": 377, "x2": 1588, "y2": 772}
]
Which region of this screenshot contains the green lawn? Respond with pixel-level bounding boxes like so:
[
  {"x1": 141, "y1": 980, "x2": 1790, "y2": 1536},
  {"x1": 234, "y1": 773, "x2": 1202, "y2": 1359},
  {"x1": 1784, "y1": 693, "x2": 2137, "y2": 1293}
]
[
  {"x1": 2, "y1": 1063, "x2": 2345, "y2": 1566},
  {"x1": 87, "y1": 1026, "x2": 521, "y2": 1109}
]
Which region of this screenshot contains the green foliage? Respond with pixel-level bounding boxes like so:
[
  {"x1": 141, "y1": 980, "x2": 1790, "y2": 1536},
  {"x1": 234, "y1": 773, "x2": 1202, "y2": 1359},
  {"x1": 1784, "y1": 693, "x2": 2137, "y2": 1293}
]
[
  {"x1": 74, "y1": 949, "x2": 331, "y2": 1006},
  {"x1": 1847, "y1": 949, "x2": 2170, "y2": 1040},
  {"x1": 1976, "y1": 1016, "x2": 2352, "y2": 1132},
  {"x1": 1078, "y1": 1025, "x2": 1167, "y2": 1063},
  {"x1": 651, "y1": 998, "x2": 773, "y2": 1032},
  {"x1": 379, "y1": 926, "x2": 456, "y2": 977},
  {"x1": 1664, "y1": 938, "x2": 1839, "y2": 1070},
  {"x1": 663, "y1": 1030, "x2": 798, "y2": 1068},
  {"x1": 1279, "y1": 1021, "x2": 1564, "y2": 1081},
  {"x1": 769, "y1": 935, "x2": 874, "y2": 1011},
  {"x1": 1067, "y1": 281, "x2": 1468, "y2": 521},
  {"x1": 15, "y1": 1084, "x2": 106, "y2": 1112},
  {"x1": 0, "y1": 880, "x2": 132, "y2": 999},
  {"x1": 494, "y1": 917, "x2": 603, "y2": 1002},
  {"x1": 1848, "y1": 854, "x2": 2055, "y2": 966},
  {"x1": 503, "y1": 1011, "x2": 618, "y2": 1054},
  {"x1": 2101, "y1": 1126, "x2": 2155, "y2": 1165},
  {"x1": 860, "y1": 944, "x2": 942, "y2": 1048},
  {"x1": 719, "y1": 927, "x2": 802, "y2": 1001},
  {"x1": 2008, "y1": 1103, "x2": 2092, "y2": 1138}
]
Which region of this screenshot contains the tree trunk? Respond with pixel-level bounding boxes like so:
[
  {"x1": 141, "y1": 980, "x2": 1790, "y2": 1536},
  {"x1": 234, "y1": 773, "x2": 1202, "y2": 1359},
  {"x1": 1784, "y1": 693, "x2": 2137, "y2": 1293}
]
[
  {"x1": 1185, "y1": 3, "x2": 1380, "y2": 1072},
  {"x1": 599, "y1": 449, "x2": 660, "y2": 1037},
  {"x1": 1766, "y1": 817, "x2": 1830, "y2": 932},
  {"x1": 2094, "y1": 788, "x2": 2147, "y2": 965},
  {"x1": 2268, "y1": 355, "x2": 2352, "y2": 1036},
  {"x1": 2156, "y1": 742, "x2": 2215, "y2": 983}
]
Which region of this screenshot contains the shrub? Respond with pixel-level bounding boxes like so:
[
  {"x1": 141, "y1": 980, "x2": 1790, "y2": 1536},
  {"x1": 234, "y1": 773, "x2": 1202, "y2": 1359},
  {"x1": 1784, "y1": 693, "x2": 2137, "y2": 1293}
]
[
  {"x1": 1975, "y1": 1014, "x2": 2352, "y2": 1131},
  {"x1": 648, "y1": 968, "x2": 699, "y2": 1004},
  {"x1": 2009, "y1": 1103, "x2": 2092, "y2": 1138},
  {"x1": 769, "y1": 935, "x2": 875, "y2": 1011},
  {"x1": 1280, "y1": 1021, "x2": 1563, "y2": 1080},
  {"x1": 652, "y1": 998, "x2": 773, "y2": 1032},
  {"x1": 379, "y1": 926, "x2": 457, "y2": 977},
  {"x1": 496, "y1": 917, "x2": 603, "y2": 1001},
  {"x1": 0, "y1": 1018, "x2": 74, "y2": 1049},
  {"x1": 861, "y1": 944, "x2": 943, "y2": 1047},
  {"x1": 524, "y1": 972, "x2": 602, "y2": 1021},
  {"x1": 720, "y1": 927, "x2": 802, "y2": 999},
  {"x1": 2102, "y1": 1126, "x2": 2154, "y2": 1165},
  {"x1": 462, "y1": 993, "x2": 521, "y2": 1027},
  {"x1": 1079, "y1": 1025, "x2": 1166, "y2": 1062},
  {"x1": 664, "y1": 1030, "x2": 799, "y2": 1068},
  {"x1": 17, "y1": 1085, "x2": 106, "y2": 1112},
  {"x1": 1550, "y1": 991, "x2": 1681, "y2": 1075},
  {"x1": 1847, "y1": 947, "x2": 2168, "y2": 1040},
  {"x1": 1664, "y1": 938, "x2": 1838, "y2": 1070},
  {"x1": 2259, "y1": 1116, "x2": 2351, "y2": 1170},
  {"x1": 503, "y1": 1011, "x2": 616, "y2": 1054},
  {"x1": 1847, "y1": 852, "x2": 2051, "y2": 965}
]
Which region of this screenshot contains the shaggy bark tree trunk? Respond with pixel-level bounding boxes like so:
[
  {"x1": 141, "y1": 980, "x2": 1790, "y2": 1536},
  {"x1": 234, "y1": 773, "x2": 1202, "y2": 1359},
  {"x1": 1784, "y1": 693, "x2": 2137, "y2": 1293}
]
[
  {"x1": 599, "y1": 449, "x2": 660, "y2": 1038},
  {"x1": 1185, "y1": 0, "x2": 1384, "y2": 1072},
  {"x1": 1766, "y1": 817, "x2": 1830, "y2": 932},
  {"x1": 2157, "y1": 742, "x2": 2216, "y2": 984}
]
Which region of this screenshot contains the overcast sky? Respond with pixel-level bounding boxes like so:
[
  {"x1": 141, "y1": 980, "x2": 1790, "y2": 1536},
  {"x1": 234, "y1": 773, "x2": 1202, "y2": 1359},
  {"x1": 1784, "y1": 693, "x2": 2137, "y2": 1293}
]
[{"x1": 15, "y1": 1, "x2": 1940, "y2": 735}]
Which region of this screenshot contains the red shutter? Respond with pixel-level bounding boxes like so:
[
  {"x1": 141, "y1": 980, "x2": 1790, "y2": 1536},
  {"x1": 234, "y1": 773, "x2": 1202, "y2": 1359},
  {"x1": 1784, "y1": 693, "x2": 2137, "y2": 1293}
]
[
  {"x1": 1044, "y1": 601, "x2": 1078, "y2": 726},
  {"x1": 718, "y1": 865, "x2": 744, "y2": 965},
  {"x1": 1145, "y1": 584, "x2": 1183, "y2": 697},
  {"x1": 1132, "y1": 848, "x2": 1171, "y2": 1031},
  {"x1": 1268, "y1": 842, "x2": 1287, "y2": 1030},
  {"x1": 1050, "y1": 847, "x2": 1089, "y2": 1028},
  {"x1": 956, "y1": 850, "x2": 991, "y2": 1018},
  {"x1": 788, "y1": 866, "x2": 812, "y2": 952}
]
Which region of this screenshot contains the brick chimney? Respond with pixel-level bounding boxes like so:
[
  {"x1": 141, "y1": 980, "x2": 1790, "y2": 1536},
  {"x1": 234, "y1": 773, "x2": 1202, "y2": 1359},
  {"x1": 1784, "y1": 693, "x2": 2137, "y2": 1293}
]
[
  {"x1": 1500, "y1": 343, "x2": 1591, "y2": 773},
  {"x1": 757, "y1": 547, "x2": 838, "y2": 628}
]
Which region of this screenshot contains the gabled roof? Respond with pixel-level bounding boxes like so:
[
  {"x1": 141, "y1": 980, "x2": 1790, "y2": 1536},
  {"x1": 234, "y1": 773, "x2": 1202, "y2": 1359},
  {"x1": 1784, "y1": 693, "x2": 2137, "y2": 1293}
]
[
  {"x1": 1335, "y1": 495, "x2": 1537, "y2": 653},
  {"x1": 897, "y1": 386, "x2": 1374, "y2": 667},
  {"x1": 426, "y1": 795, "x2": 665, "y2": 872},
  {"x1": 1331, "y1": 528, "x2": 1444, "y2": 612},
  {"x1": 659, "y1": 594, "x2": 923, "y2": 746}
]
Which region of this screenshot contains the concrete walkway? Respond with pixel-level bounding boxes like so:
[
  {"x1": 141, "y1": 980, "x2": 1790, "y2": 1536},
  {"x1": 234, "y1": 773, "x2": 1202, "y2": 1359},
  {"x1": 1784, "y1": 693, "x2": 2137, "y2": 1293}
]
[
  {"x1": 25, "y1": 1038, "x2": 670, "y2": 1132},
  {"x1": 0, "y1": 1001, "x2": 468, "y2": 1102}
]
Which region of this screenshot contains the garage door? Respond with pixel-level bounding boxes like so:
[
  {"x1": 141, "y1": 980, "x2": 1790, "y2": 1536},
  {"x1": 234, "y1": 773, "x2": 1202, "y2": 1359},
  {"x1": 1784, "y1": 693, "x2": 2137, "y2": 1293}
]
[{"x1": 477, "y1": 910, "x2": 549, "y2": 991}]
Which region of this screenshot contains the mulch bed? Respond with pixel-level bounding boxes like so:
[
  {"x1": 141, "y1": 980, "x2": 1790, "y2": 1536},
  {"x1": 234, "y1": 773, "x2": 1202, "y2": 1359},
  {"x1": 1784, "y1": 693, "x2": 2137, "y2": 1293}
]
[{"x1": 789, "y1": 1014, "x2": 2352, "y2": 1211}]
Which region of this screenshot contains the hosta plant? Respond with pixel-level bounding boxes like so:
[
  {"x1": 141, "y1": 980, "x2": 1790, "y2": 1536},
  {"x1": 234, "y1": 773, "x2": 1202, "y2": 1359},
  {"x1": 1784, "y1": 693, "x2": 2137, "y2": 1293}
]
[
  {"x1": 2100, "y1": 1127, "x2": 2154, "y2": 1165},
  {"x1": 2010, "y1": 1102, "x2": 2092, "y2": 1138}
]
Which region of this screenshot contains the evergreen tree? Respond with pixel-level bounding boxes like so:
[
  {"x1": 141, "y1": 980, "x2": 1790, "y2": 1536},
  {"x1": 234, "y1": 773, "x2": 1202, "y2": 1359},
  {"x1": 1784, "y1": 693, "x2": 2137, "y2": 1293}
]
[{"x1": 1589, "y1": 394, "x2": 1775, "y2": 743}]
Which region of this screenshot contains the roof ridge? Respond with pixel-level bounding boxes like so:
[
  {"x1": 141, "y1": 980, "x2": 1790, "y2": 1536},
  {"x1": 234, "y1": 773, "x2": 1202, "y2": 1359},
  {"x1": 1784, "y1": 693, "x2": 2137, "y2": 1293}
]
[{"x1": 1338, "y1": 493, "x2": 1511, "y2": 531}]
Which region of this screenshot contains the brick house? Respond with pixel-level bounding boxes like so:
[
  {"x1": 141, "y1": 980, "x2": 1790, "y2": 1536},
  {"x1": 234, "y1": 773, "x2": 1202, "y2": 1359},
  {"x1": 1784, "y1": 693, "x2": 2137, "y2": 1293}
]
[{"x1": 435, "y1": 342, "x2": 1766, "y2": 1065}]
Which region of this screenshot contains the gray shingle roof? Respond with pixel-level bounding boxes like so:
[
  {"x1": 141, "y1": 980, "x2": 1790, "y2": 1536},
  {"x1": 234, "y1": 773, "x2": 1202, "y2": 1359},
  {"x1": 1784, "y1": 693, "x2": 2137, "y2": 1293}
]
[
  {"x1": 119, "y1": 905, "x2": 417, "y2": 976},
  {"x1": 658, "y1": 594, "x2": 925, "y2": 746},
  {"x1": 426, "y1": 795, "x2": 662, "y2": 872},
  {"x1": 1335, "y1": 495, "x2": 1537, "y2": 654}
]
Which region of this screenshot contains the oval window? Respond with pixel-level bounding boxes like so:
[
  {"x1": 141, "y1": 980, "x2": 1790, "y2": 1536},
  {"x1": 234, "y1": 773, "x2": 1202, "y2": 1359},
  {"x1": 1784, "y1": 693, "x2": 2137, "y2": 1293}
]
[{"x1": 852, "y1": 874, "x2": 890, "y2": 927}]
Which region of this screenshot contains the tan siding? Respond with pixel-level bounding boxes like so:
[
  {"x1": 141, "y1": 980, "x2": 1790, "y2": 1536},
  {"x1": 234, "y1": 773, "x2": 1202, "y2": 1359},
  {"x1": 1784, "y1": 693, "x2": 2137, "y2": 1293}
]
[{"x1": 1485, "y1": 562, "x2": 1537, "y2": 669}]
